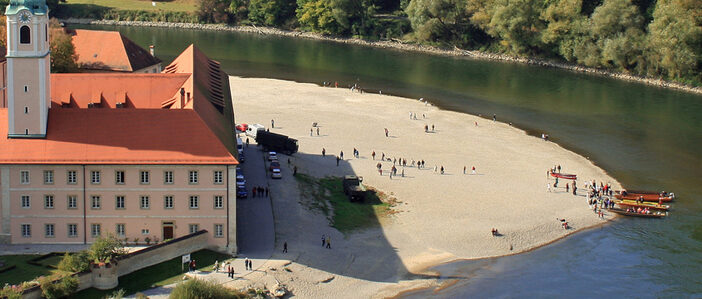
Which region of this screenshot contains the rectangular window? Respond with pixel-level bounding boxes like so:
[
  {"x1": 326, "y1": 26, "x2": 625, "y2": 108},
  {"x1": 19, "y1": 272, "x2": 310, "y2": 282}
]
[
  {"x1": 189, "y1": 171, "x2": 198, "y2": 184},
  {"x1": 67, "y1": 195, "x2": 77, "y2": 209},
  {"x1": 115, "y1": 171, "x2": 125, "y2": 184},
  {"x1": 140, "y1": 196, "x2": 150, "y2": 209},
  {"x1": 116, "y1": 196, "x2": 125, "y2": 209},
  {"x1": 91, "y1": 196, "x2": 101, "y2": 209},
  {"x1": 213, "y1": 171, "x2": 223, "y2": 184},
  {"x1": 91, "y1": 224, "x2": 101, "y2": 237},
  {"x1": 67, "y1": 170, "x2": 77, "y2": 184},
  {"x1": 164, "y1": 196, "x2": 174, "y2": 209},
  {"x1": 214, "y1": 195, "x2": 223, "y2": 209},
  {"x1": 20, "y1": 170, "x2": 30, "y2": 184},
  {"x1": 214, "y1": 224, "x2": 223, "y2": 238},
  {"x1": 44, "y1": 195, "x2": 54, "y2": 209},
  {"x1": 91, "y1": 171, "x2": 101, "y2": 184},
  {"x1": 21, "y1": 195, "x2": 30, "y2": 208},
  {"x1": 189, "y1": 195, "x2": 199, "y2": 209},
  {"x1": 141, "y1": 229, "x2": 149, "y2": 235},
  {"x1": 45, "y1": 224, "x2": 55, "y2": 238},
  {"x1": 189, "y1": 224, "x2": 199, "y2": 234},
  {"x1": 140, "y1": 171, "x2": 150, "y2": 184},
  {"x1": 164, "y1": 171, "x2": 173, "y2": 184},
  {"x1": 68, "y1": 224, "x2": 78, "y2": 238},
  {"x1": 21, "y1": 224, "x2": 31, "y2": 237},
  {"x1": 116, "y1": 224, "x2": 125, "y2": 237},
  {"x1": 43, "y1": 170, "x2": 54, "y2": 184}
]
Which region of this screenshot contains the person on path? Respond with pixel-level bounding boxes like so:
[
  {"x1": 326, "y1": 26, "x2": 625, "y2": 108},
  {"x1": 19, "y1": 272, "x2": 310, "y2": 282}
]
[
  {"x1": 214, "y1": 260, "x2": 219, "y2": 272},
  {"x1": 246, "y1": 137, "x2": 249, "y2": 147},
  {"x1": 229, "y1": 264, "x2": 234, "y2": 278},
  {"x1": 322, "y1": 148, "x2": 326, "y2": 157},
  {"x1": 326, "y1": 236, "x2": 331, "y2": 249},
  {"x1": 340, "y1": 151, "x2": 344, "y2": 160},
  {"x1": 252, "y1": 187, "x2": 257, "y2": 198},
  {"x1": 372, "y1": 151, "x2": 376, "y2": 160},
  {"x1": 321, "y1": 234, "x2": 326, "y2": 247},
  {"x1": 190, "y1": 260, "x2": 196, "y2": 272},
  {"x1": 265, "y1": 187, "x2": 269, "y2": 197},
  {"x1": 283, "y1": 242, "x2": 288, "y2": 253},
  {"x1": 336, "y1": 156, "x2": 340, "y2": 166},
  {"x1": 293, "y1": 166, "x2": 297, "y2": 176},
  {"x1": 271, "y1": 119, "x2": 275, "y2": 128},
  {"x1": 471, "y1": 166, "x2": 476, "y2": 174}
]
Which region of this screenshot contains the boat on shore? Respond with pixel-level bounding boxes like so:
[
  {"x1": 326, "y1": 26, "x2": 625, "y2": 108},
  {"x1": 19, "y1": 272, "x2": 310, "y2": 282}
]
[
  {"x1": 613, "y1": 199, "x2": 670, "y2": 211},
  {"x1": 614, "y1": 191, "x2": 674, "y2": 202},
  {"x1": 608, "y1": 208, "x2": 667, "y2": 218},
  {"x1": 550, "y1": 172, "x2": 577, "y2": 180}
]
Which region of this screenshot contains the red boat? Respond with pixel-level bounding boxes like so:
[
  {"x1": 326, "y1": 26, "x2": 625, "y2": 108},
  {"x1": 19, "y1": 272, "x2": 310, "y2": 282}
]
[
  {"x1": 550, "y1": 172, "x2": 577, "y2": 180},
  {"x1": 614, "y1": 191, "x2": 674, "y2": 202}
]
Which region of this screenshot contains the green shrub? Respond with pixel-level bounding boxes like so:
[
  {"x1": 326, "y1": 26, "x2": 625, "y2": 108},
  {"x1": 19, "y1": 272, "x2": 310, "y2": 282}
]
[
  {"x1": 0, "y1": 284, "x2": 23, "y2": 299},
  {"x1": 169, "y1": 278, "x2": 247, "y2": 299},
  {"x1": 89, "y1": 234, "x2": 127, "y2": 263},
  {"x1": 39, "y1": 275, "x2": 79, "y2": 299},
  {"x1": 58, "y1": 251, "x2": 90, "y2": 273}
]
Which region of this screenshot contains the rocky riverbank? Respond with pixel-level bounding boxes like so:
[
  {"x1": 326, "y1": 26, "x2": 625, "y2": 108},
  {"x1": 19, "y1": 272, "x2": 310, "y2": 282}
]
[{"x1": 62, "y1": 18, "x2": 702, "y2": 95}]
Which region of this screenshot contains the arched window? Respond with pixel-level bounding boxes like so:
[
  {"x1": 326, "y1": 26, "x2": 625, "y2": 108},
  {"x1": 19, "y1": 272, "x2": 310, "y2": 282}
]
[{"x1": 20, "y1": 26, "x2": 30, "y2": 44}]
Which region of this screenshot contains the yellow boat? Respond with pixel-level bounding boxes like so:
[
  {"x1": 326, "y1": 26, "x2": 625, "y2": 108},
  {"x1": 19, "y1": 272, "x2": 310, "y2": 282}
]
[{"x1": 613, "y1": 199, "x2": 670, "y2": 211}]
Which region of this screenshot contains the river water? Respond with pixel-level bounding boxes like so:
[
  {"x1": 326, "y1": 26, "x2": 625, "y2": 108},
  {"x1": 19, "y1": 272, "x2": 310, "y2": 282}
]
[{"x1": 74, "y1": 25, "x2": 702, "y2": 298}]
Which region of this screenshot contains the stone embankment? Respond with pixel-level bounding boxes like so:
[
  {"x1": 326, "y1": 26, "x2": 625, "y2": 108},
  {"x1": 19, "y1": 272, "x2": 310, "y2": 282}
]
[{"x1": 62, "y1": 18, "x2": 702, "y2": 95}]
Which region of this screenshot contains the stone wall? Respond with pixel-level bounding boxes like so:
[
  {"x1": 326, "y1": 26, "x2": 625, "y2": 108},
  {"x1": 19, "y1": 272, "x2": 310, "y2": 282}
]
[{"x1": 19, "y1": 231, "x2": 212, "y2": 298}]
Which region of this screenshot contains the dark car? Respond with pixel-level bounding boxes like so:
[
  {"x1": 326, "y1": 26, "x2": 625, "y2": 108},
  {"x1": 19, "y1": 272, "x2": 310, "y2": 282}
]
[
  {"x1": 236, "y1": 186, "x2": 248, "y2": 199},
  {"x1": 269, "y1": 161, "x2": 281, "y2": 171}
]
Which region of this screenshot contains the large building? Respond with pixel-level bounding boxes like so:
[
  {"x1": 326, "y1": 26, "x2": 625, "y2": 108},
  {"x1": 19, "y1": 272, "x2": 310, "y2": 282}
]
[{"x1": 0, "y1": 0, "x2": 239, "y2": 253}]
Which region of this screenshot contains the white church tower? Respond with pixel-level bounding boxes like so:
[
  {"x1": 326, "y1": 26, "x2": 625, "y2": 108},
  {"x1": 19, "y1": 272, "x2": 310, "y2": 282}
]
[{"x1": 5, "y1": 0, "x2": 51, "y2": 138}]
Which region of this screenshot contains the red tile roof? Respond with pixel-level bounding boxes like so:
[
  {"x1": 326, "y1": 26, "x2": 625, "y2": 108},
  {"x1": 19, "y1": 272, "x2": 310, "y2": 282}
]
[
  {"x1": 0, "y1": 44, "x2": 238, "y2": 165},
  {"x1": 71, "y1": 29, "x2": 161, "y2": 72},
  {"x1": 0, "y1": 108, "x2": 237, "y2": 165}
]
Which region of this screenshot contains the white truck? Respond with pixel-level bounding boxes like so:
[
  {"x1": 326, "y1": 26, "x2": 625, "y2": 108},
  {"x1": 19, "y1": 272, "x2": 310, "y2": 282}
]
[{"x1": 245, "y1": 124, "x2": 265, "y2": 138}]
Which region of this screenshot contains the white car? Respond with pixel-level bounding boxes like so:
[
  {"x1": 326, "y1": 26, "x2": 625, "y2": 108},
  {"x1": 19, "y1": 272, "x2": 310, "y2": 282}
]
[
  {"x1": 271, "y1": 168, "x2": 282, "y2": 179},
  {"x1": 236, "y1": 174, "x2": 246, "y2": 186},
  {"x1": 268, "y1": 151, "x2": 278, "y2": 161}
]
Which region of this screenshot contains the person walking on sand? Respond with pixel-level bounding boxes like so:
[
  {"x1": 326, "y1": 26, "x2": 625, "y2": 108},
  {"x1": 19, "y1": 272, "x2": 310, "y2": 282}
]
[
  {"x1": 271, "y1": 119, "x2": 275, "y2": 128},
  {"x1": 310, "y1": 128, "x2": 313, "y2": 136},
  {"x1": 317, "y1": 127, "x2": 320, "y2": 136},
  {"x1": 440, "y1": 166, "x2": 444, "y2": 174},
  {"x1": 283, "y1": 242, "x2": 288, "y2": 253},
  {"x1": 372, "y1": 151, "x2": 376, "y2": 160},
  {"x1": 464, "y1": 166, "x2": 467, "y2": 174},
  {"x1": 566, "y1": 184, "x2": 570, "y2": 193},
  {"x1": 493, "y1": 114, "x2": 496, "y2": 122},
  {"x1": 548, "y1": 183, "x2": 552, "y2": 192},
  {"x1": 471, "y1": 166, "x2": 476, "y2": 174},
  {"x1": 432, "y1": 124, "x2": 435, "y2": 131},
  {"x1": 434, "y1": 165, "x2": 437, "y2": 173},
  {"x1": 384, "y1": 128, "x2": 389, "y2": 137}
]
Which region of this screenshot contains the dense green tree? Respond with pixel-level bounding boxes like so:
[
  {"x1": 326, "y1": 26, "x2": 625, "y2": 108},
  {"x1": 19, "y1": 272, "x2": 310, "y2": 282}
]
[
  {"x1": 249, "y1": 0, "x2": 296, "y2": 26},
  {"x1": 49, "y1": 22, "x2": 79, "y2": 73},
  {"x1": 541, "y1": 0, "x2": 590, "y2": 61},
  {"x1": 485, "y1": 0, "x2": 546, "y2": 55},
  {"x1": 646, "y1": 0, "x2": 701, "y2": 81},
  {"x1": 588, "y1": 0, "x2": 645, "y2": 70},
  {"x1": 197, "y1": 0, "x2": 235, "y2": 23},
  {"x1": 406, "y1": 0, "x2": 473, "y2": 45},
  {"x1": 296, "y1": 0, "x2": 344, "y2": 34}
]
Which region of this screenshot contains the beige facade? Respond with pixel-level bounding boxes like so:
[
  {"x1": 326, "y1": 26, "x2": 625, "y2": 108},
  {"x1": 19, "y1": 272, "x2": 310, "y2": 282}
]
[{"x1": 0, "y1": 164, "x2": 237, "y2": 252}]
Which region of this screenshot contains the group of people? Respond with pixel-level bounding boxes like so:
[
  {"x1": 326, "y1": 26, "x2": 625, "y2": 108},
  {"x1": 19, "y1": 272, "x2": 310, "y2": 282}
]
[
  {"x1": 251, "y1": 186, "x2": 269, "y2": 198},
  {"x1": 213, "y1": 260, "x2": 237, "y2": 278},
  {"x1": 321, "y1": 234, "x2": 332, "y2": 249},
  {"x1": 626, "y1": 206, "x2": 653, "y2": 214}
]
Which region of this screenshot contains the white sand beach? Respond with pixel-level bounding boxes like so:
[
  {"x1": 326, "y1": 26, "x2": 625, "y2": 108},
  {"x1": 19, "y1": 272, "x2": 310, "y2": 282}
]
[{"x1": 224, "y1": 76, "x2": 621, "y2": 298}]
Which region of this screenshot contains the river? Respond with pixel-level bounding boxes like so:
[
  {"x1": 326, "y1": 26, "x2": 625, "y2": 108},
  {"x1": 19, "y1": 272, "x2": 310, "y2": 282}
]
[{"x1": 73, "y1": 24, "x2": 702, "y2": 298}]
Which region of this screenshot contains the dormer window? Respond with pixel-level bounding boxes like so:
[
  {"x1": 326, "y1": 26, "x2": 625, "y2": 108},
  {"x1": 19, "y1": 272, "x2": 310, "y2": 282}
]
[{"x1": 20, "y1": 26, "x2": 30, "y2": 44}]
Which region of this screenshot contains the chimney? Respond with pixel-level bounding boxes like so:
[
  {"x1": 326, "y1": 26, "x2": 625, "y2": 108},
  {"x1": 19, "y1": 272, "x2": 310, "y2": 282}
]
[
  {"x1": 180, "y1": 88, "x2": 185, "y2": 108},
  {"x1": 149, "y1": 45, "x2": 155, "y2": 57}
]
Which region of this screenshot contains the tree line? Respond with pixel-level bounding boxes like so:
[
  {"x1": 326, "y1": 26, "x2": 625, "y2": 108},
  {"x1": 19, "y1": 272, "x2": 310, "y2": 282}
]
[{"x1": 197, "y1": 0, "x2": 700, "y2": 85}]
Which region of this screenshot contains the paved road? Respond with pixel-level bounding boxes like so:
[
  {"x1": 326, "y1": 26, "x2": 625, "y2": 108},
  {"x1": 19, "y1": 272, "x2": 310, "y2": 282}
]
[{"x1": 236, "y1": 141, "x2": 275, "y2": 260}]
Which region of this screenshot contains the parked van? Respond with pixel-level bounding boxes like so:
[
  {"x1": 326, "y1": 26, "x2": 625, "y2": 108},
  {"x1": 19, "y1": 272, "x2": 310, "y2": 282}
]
[{"x1": 245, "y1": 124, "x2": 265, "y2": 138}]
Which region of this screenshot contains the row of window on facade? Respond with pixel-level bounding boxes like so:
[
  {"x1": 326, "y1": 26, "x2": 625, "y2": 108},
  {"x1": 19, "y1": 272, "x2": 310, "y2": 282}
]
[
  {"x1": 20, "y1": 194, "x2": 225, "y2": 210},
  {"x1": 20, "y1": 223, "x2": 224, "y2": 238},
  {"x1": 19, "y1": 170, "x2": 224, "y2": 185}
]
